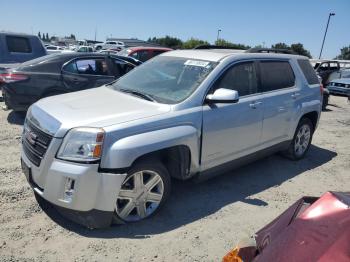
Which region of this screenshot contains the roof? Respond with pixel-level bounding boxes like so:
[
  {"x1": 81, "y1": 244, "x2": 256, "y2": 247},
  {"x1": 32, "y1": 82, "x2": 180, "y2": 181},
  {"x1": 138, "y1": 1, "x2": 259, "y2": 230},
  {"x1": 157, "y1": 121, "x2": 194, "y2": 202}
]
[
  {"x1": 161, "y1": 49, "x2": 307, "y2": 62},
  {"x1": 127, "y1": 46, "x2": 173, "y2": 52}
]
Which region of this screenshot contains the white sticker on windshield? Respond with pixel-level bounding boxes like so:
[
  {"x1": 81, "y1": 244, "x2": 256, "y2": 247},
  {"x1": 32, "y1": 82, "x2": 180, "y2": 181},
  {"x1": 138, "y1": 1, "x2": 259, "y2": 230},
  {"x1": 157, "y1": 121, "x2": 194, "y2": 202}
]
[{"x1": 184, "y1": 60, "x2": 210, "y2": 67}]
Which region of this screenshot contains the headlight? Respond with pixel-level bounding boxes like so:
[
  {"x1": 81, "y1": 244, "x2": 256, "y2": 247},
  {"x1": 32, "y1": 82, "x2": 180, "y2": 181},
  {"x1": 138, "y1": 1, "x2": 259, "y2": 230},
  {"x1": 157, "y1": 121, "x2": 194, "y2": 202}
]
[{"x1": 57, "y1": 127, "x2": 105, "y2": 162}]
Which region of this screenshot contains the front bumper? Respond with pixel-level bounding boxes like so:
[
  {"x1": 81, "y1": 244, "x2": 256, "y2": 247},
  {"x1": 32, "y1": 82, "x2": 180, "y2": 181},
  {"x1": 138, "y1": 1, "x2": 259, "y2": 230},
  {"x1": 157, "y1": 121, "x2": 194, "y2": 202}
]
[
  {"x1": 327, "y1": 86, "x2": 350, "y2": 96},
  {"x1": 21, "y1": 142, "x2": 127, "y2": 228}
]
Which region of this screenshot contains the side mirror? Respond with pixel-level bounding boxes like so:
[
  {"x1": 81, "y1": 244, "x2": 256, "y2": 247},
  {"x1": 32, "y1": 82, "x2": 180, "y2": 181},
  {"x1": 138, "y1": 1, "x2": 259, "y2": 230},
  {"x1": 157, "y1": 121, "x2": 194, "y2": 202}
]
[{"x1": 206, "y1": 88, "x2": 239, "y2": 103}]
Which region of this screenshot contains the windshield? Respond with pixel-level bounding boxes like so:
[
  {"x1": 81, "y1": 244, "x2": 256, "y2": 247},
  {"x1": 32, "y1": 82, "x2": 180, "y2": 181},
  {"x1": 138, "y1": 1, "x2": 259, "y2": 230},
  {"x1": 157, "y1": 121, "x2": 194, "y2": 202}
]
[
  {"x1": 118, "y1": 49, "x2": 130, "y2": 56},
  {"x1": 110, "y1": 56, "x2": 217, "y2": 104}
]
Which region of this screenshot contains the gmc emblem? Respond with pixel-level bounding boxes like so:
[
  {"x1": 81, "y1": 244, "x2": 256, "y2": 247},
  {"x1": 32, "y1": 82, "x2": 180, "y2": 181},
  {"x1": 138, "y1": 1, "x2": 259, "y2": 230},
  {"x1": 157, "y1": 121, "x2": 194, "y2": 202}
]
[{"x1": 26, "y1": 130, "x2": 38, "y2": 145}]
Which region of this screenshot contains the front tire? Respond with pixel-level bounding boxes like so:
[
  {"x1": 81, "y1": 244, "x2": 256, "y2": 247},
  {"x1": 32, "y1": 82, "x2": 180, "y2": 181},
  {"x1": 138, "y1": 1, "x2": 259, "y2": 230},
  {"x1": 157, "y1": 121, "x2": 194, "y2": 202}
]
[
  {"x1": 114, "y1": 160, "x2": 171, "y2": 223},
  {"x1": 283, "y1": 118, "x2": 314, "y2": 160}
]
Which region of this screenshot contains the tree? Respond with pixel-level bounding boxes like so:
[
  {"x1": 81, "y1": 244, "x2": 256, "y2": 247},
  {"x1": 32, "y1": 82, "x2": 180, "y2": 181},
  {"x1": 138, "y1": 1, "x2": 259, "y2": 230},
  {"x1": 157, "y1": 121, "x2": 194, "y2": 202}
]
[
  {"x1": 215, "y1": 39, "x2": 250, "y2": 50},
  {"x1": 335, "y1": 45, "x2": 350, "y2": 60},
  {"x1": 46, "y1": 33, "x2": 49, "y2": 41},
  {"x1": 271, "y1": 42, "x2": 290, "y2": 50},
  {"x1": 38, "y1": 32, "x2": 41, "y2": 40},
  {"x1": 147, "y1": 36, "x2": 183, "y2": 49},
  {"x1": 290, "y1": 43, "x2": 311, "y2": 58},
  {"x1": 271, "y1": 42, "x2": 312, "y2": 58},
  {"x1": 182, "y1": 38, "x2": 209, "y2": 49}
]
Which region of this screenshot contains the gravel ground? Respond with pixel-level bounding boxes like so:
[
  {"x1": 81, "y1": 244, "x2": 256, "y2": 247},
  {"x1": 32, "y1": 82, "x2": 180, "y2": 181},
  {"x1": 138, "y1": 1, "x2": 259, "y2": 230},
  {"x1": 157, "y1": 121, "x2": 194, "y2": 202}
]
[{"x1": 0, "y1": 96, "x2": 349, "y2": 262}]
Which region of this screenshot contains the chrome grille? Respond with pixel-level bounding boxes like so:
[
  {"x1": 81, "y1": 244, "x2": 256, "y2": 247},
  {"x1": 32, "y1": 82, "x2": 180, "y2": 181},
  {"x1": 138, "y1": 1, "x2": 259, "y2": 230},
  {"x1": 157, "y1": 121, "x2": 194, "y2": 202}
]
[{"x1": 22, "y1": 120, "x2": 53, "y2": 166}]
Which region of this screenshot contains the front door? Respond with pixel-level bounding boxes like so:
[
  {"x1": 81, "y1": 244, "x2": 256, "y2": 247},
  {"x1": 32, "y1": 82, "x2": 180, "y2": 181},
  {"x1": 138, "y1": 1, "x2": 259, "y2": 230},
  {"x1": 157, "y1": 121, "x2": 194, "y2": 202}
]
[{"x1": 201, "y1": 61, "x2": 264, "y2": 170}]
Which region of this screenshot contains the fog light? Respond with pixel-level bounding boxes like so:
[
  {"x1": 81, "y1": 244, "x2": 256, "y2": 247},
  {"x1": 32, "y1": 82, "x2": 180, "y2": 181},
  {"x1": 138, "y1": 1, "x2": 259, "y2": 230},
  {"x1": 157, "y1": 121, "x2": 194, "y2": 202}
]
[{"x1": 63, "y1": 177, "x2": 75, "y2": 202}]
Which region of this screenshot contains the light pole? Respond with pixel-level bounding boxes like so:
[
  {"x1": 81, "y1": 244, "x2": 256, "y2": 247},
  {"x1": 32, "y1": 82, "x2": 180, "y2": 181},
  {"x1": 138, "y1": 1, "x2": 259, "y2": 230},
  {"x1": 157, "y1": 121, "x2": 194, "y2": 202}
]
[
  {"x1": 216, "y1": 29, "x2": 221, "y2": 43},
  {"x1": 319, "y1": 12, "x2": 335, "y2": 59}
]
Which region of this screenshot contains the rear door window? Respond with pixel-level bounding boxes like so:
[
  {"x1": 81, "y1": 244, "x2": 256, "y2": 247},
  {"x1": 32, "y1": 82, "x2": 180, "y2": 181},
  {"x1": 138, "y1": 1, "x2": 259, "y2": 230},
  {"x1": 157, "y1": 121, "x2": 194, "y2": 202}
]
[
  {"x1": 259, "y1": 61, "x2": 295, "y2": 92},
  {"x1": 63, "y1": 58, "x2": 109, "y2": 75},
  {"x1": 6, "y1": 36, "x2": 32, "y2": 53},
  {"x1": 297, "y1": 59, "x2": 320, "y2": 85},
  {"x1": 213, "y1": 62, "x2": 258, "y2": 97}
]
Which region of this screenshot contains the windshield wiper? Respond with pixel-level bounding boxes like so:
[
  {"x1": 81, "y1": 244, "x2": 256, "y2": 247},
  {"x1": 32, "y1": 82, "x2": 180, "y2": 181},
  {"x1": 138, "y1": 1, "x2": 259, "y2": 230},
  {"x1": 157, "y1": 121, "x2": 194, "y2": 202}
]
[{"x1": 119, "y1": 88, "x2": 157, "y2": 102}]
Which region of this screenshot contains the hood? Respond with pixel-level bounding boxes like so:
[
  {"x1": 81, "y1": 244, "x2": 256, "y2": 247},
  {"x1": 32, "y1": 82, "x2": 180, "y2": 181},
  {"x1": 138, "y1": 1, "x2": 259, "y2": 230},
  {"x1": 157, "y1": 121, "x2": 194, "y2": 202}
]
[
  {"x1": 331, "y1": 78, "x2": 350, "y2": 85},
  {"x1": 29, "y1": 86, "x2": 171, "y2": 137}
]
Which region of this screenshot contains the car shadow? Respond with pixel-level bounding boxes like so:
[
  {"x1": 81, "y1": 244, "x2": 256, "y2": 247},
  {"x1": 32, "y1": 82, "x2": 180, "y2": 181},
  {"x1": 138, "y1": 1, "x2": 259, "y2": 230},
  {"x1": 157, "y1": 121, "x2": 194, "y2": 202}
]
[
  {"x1": 7, "y1": 111, "x2": 25, "y2": 125},
  {"x1": 38, "y1": 145, "x2": 337, "y2": 238}
]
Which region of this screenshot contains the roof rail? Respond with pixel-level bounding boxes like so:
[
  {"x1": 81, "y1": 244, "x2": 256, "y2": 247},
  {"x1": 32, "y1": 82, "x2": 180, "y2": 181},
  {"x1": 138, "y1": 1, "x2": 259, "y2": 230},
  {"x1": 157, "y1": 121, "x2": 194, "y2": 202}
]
[
  {"x1": 193, "y1": 45, "x2": 244, "y2": 50},
  {"x1": 246, "y1": 48, "x2": 297, "y2": 55}
]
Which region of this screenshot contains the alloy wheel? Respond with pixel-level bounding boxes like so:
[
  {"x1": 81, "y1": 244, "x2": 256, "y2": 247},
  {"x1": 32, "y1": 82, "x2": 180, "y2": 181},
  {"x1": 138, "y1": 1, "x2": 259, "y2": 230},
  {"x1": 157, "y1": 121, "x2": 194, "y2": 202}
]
[
  {"x1": 116, "y1": 170, "x2": 164, "y2": 222},
  {"x1": 294, "y1": 124, "x2": 311, "y2": 157}
]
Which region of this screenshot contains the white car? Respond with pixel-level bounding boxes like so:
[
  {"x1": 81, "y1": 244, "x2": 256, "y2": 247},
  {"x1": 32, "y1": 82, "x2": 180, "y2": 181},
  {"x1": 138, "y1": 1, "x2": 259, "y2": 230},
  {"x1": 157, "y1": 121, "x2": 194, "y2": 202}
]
[
  {"x1": 46, "y1": 45, "x2": 66, "y2": 54},
  {"x1": 94, "y1": 41, "x2": 125, "y2": 51}
]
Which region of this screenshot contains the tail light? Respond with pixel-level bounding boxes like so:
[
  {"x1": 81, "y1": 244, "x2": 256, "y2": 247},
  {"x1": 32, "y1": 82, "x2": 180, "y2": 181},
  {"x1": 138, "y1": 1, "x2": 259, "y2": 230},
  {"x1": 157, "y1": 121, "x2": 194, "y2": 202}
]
[{"x1": 0, "y1": 73, "x2": 28, "y2": 84}]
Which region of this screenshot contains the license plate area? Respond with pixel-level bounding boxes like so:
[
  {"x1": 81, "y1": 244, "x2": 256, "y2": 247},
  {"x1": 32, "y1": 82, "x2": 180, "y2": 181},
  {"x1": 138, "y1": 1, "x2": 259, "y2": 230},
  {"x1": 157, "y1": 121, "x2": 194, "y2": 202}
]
[
  {"x1": 21, "y1": 159, "x2": 31, "y2": 182},
  {"x1": 21, "y1": 159, "x2": 44, "y2": 192}
]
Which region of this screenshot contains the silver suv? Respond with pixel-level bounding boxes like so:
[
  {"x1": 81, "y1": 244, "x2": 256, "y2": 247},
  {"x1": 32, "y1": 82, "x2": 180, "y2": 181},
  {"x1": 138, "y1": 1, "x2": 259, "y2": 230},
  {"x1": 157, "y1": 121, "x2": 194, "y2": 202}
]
[{"x1": 21, "y1": 49, "x2": 322, "y2": 228}]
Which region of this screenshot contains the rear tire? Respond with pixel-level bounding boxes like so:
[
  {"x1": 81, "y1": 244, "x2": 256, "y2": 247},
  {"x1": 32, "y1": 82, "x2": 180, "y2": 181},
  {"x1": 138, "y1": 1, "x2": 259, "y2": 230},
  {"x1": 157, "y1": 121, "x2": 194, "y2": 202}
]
[
  {"x1": 283, "y1": 118, "x2": 314, "y2": 160},
  {"x1": 113, "y1": 159, "x2": 171, "y2": 223}
]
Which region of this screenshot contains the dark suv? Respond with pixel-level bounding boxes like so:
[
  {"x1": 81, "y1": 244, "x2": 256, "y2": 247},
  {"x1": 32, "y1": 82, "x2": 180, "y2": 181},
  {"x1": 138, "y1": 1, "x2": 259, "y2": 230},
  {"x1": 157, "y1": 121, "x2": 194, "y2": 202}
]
[{"x1": 2, "y1": 53, "x2": 141, "y2": 111}]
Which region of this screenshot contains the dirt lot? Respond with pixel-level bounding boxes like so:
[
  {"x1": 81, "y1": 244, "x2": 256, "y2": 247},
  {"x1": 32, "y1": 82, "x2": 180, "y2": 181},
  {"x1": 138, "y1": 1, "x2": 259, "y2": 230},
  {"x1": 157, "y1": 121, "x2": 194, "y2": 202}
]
[{"x1": 0, "y1": 96, "x2": 349, "y2": 262}]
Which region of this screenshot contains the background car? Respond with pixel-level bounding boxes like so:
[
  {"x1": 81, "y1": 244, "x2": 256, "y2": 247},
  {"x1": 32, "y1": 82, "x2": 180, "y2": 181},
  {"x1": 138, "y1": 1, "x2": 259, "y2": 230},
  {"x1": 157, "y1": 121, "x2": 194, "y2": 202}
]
[
  {"x1": 45, "y1": 45, "x2": 66, "y2": 54},
  {"x1": 1, "y1": 53, "x2": 141, "y2": 111},
  {"x1": 75, "y1": 46, "x2": 94, "y2": 52},
  {"x1": 327, "y1": 72, "x2": 350, "y2": 97},
  {"x1": 311, "y1": 59, "x2": 350, "y2": 86},
  {"x1": 94, "y1": 41, "x2": 125, "y2": 51},
  {"x1": 117, "y1": 46, "x2": 173, "y2": 62},
  {"x1": 0, "y1": 32, "x2": 47, "y2": 67}
]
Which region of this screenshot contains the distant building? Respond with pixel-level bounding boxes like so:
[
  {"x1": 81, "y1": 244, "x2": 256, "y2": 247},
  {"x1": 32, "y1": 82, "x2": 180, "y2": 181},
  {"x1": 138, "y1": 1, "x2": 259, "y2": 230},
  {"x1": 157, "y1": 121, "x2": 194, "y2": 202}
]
[{"x1": 106, "y1": 38, "x2": 161, "y2": 48}]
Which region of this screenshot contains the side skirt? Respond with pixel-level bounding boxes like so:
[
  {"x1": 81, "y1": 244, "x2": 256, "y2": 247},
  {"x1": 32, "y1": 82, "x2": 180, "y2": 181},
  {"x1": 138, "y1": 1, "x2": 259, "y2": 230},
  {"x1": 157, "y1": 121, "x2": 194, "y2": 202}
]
[{"x1": 194, "y1": 140, "x2": 291, "y2": 182}]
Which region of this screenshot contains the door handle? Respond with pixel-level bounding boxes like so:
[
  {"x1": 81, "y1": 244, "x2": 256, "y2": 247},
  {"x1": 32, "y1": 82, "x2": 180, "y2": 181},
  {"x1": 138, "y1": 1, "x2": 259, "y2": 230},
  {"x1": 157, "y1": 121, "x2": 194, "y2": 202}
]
[
  {"x1": 291, "y1": 92, "x2": 301, "y2": 99},
  {"x1": 249, "y1": 101, "x2": 262, "y2": 109}
]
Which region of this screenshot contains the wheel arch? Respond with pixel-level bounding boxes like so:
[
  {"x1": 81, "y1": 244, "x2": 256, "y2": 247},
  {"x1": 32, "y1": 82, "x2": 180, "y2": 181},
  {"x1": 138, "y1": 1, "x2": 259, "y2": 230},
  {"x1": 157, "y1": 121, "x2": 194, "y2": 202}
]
[{"x1": 101, "y1": 125, "x2": 200, "y2": 179}]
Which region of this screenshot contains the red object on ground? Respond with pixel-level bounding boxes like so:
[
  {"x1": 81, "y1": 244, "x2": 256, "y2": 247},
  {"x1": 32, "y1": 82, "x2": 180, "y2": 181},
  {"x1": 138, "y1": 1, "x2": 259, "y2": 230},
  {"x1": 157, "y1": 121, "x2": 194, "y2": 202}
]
[{"x1": 254, "y1": 192, "x2": 350, "y2": 262}]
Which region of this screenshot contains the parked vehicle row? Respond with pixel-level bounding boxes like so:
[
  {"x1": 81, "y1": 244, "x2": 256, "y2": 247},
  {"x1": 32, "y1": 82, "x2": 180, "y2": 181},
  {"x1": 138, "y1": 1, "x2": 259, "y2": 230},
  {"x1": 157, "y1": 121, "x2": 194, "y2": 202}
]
[{"x1": 20, "y1": 48, "x2": 322, "y2": 228}]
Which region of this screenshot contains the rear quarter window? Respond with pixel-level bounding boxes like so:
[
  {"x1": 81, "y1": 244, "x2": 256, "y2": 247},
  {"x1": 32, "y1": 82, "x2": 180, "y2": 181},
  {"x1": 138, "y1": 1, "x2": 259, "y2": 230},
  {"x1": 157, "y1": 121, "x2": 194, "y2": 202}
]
[
  {"x1": 298, "y1": 59, "x2": 320, "y2": 85},
  {"x1": 6, "y1": 36, "x2": 32, "y2": 53},
  {"x1": 260, "y1": 61, "x2": 295, "y2": 92}
]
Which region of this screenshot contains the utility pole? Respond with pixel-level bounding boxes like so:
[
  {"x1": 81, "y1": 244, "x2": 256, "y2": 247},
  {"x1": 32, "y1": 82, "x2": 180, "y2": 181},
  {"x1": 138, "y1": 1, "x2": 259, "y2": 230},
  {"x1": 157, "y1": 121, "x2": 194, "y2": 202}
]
[
  {"x1": 319, "y1": 12, "x2": 335, "y2": 59},
  {"x1": 216, "y1": 29, "x2": 221, "y2": 43}
]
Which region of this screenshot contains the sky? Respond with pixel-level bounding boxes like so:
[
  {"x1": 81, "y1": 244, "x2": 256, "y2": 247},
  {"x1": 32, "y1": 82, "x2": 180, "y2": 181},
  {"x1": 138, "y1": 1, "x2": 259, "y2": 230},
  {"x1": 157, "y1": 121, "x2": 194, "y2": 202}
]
[{"x1": 1, "y1": 0, "x2": 349, "y2": 59}]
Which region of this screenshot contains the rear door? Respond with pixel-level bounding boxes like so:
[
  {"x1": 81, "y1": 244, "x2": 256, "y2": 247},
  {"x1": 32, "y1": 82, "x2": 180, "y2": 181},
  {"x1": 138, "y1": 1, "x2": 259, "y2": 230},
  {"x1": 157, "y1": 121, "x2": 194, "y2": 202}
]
[
  {"x1": 61, "y1": 57, "x2": 115, "y2": 91},
  {"x1": 258, "y1": 60, "x2": 299, "y2": 146}
]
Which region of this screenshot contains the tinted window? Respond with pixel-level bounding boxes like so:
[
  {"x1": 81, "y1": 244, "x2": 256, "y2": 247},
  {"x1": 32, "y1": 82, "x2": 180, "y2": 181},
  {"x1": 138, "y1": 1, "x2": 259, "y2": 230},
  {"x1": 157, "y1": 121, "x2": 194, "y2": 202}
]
[
  {"x1": 153, "y1": 50, "x2": 166, "y2": 57},
  {"x1": 298, "y1": 59, "x2": 319, "y2": 85},
  {"x1": 6, "y1": 36, "x2": 32, "y2": 53},
  {"x1": 260, "y1": 61, "x2": 295, "y2": 92},
  {"x1": 64, "y1": 58, "x2": 109, "y2": 75},
  {"x1": 131, "y1": 51, "x2": 150, "y2": 62},
  {"x1": 46, "y1": 46, "x2": 57, "y2": 50},
  {"x1": 111, "y1": 58, "x2": 135, "y2": 77},
  {"x1": 214, "y1": 62, "x2": 258, "y2": 96}
]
